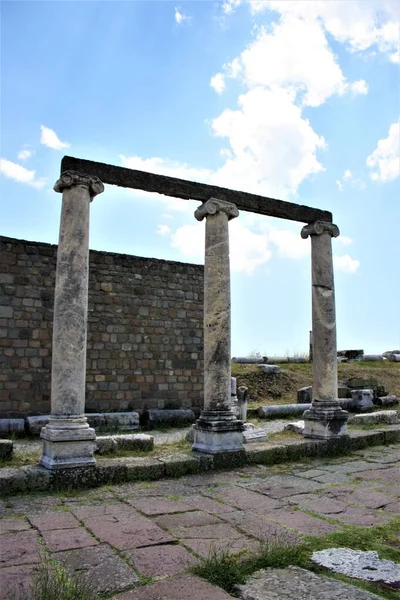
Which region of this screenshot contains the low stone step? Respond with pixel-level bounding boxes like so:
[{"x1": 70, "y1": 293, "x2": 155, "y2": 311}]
[{"x1": 27, "y1": 412, "x2": 140, "y2": 435}]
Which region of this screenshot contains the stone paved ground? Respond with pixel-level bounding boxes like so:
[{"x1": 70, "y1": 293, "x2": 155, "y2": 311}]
[{"x1": 0, "y1": 443, "x2": 399, "y2": 599}]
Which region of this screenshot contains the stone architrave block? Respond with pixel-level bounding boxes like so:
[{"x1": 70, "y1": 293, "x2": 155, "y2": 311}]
[
  {"x1": 375, "y1": 395, "x2": 398, "y2": 407},
  {"x1": 284, "y1": 421, "x2": 305, "y2": 434},
  {"x1": 297, "y1": 386, "x2": 312, "y2": 404},
  {"x1": 350, "y1": 389, "x2": 374, "y2": 412},
  {"x1": 347, "y1": 411, "x2": 399, "y2": 426},
  {"x1": 0, "y1": 439, "x2": 13, "y2": 460},
  {"x1": 243, "y1": 428, "x2": 268, "y2": 443},
  {"x1": 258, "y1": 364, "x2": 281, "y2": 374},
  {"x1": 232, "y1": 357, "x2": 265, "y2": 364},
  {"x1": 0, "y1": 419, "x2": 25, "y2": 435}
]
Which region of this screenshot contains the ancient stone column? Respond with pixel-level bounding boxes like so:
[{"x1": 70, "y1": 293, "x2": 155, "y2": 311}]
[
  {"x1": 40, "y1": 171, "x2": 104, "y2": 469},
  {"x1": 301, "y1": 221, "x2": 348, "y2": 439},
  {"x1": 192, "y1": 198, "x2": 244, "y2": 453}
]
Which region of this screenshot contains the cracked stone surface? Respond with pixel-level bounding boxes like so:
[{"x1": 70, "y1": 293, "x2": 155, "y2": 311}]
[
  {"x1": 237, "y1": 566, "x2": 384, "y2": 599},
  {"x1": 312, "y1": 548, "x2": 400, "y2": 585},
  {"x1": 1, "y1": 443, "x2": 399, "y2": 600}
]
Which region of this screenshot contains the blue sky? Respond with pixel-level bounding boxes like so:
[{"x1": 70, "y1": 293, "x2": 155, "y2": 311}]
[{"x1": 1, "y1": 0, "x2": 399, "y2": 356}]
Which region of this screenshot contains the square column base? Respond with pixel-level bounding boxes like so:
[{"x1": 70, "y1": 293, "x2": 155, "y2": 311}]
[
  {"x1": 40, "y1": 424, "x2": 96, "y2": 470},
  {"x1": 192, "y1": 412, "x2": 244, "y2": 454},
  {"x1": 303, "y1": 403, "x2": 348, "y2": 439}
]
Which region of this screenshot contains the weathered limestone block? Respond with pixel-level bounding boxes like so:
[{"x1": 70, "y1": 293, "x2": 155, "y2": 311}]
[
  {"x1": 258, "y1": 404, "x2": 311, "y2": 419},
  {"x1": 348, "y1": 411, "x2": 399, "y2": 426},
  {"x1": 376, "y1": 395, "x2": 398, "y2": 407},
  {"x1": 360, "y1": 355, "x2": 384, "y2": 361},
  {"x1": 0, "y1": 419, "x2": 25, "y2": 435},
  {"x1": 0, "y1": 439, "x2": 13, "y2": 460},
  {"x1": 232, "y1": 357, "x2": 265, "y2": 364},
  {"x1": 95, "y1": 434, "x2": 154, "y2": 455},
  {"x1": 28, "y1": 412, "x2": 140, "y2": 435},
  {"x1": 237, "y1": 386, "x2": 248, "y2": 422},
  {"x1": 243, "y1": 427, "x2": 268, "y2": 443},
  {"x1": 284, "y1": 421, "x2": 305, "y2": 434},
  {"x1": 258, "y1": 364, "x2": 281, "y2": 374},
  {"x1": 297, "y1": 386, "x2": 312, "y2": 404},
  {"x1": 350, "y1": 389, "x2": 374, "y2": 412},
  {"x1": 390, "y1": 353, "x2": 400, "y2": 362},
  {"x1": 143, "y1": 409, "x2": 195, "y2": 429},
  {"x1": 312, "y1": 549, "x2": 400, "y2": 585}
]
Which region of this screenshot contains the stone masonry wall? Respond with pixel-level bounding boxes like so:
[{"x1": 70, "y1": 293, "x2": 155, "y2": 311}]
[{"x1": 0, "y1": 236, "x2": 204, "y2": 418}]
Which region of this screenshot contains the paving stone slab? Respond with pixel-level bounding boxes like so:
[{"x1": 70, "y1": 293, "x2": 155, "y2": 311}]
[
  {"x1": 334, "y1": 506, "x2": 392, "y2": 527},
  {"x1": 181, "y1": 536, "x2": 260, "y2": 559},
  {"x1": 321, "y1": 461, "x2": 390, "y2": 473},
  {"x1": 28, "y1": 510, "x2": 81, "y2": 531},
  {"x1": 41, "y1": 526, "x2": 99, "y2": 552},
  {"x1": 266, "y1": 509, "x2": 339, "y2": 536},
  {"x1": 55, "y1": 543, "x2": 139, "y2": 595},
  {"x1": 154, "y1": 510, "x2": 221, "y2": 529},
  {"x1": 184, "y1": 495, "x2": 236, "y2": 514},
  {"x1": 237, "y1": 566, "x2": 383, "y2": 599},
  {"x1": 0, "y1": 517, "x2": 31, "y2": 533},
  {"x1": 83, "y1": 515, "x2": 175, "y2": 550},
  {"x1": 206, "y1": 486, "x2": 284, "y2": 511},
  {"x1": 0, "y1": 564, "x2": 38, "y2": 600},
  {"x1": 125, "y1": 543, "x2": 198, "y2": 577},
  {"x1": 294, "y1": 468, "x2": 330, "y2": 479},
  {"x1": 245, "y1": 475, "x2": 324, "y2": 498},
  {"x1": 127, "y1": 496, "x2": 194, "y2": 515},
  {"x1": 168, "y1": 522, "x2": 244, "y2": 540},
  {"x1": 288, "y1": 493, "x2": 347, "y2": 515},
  {"x1": 219, "y1": 513, "x2": 301, "y2": 545},
  {"x1": 112, "y1": 574, "x2": 235, "y2": 599},
  {"x1": 311, "y1": 472, "x2": 354, "y2": 484},
  {"x1": 0, "y1": 529, "x2": 42, "y2": 567},
  {"x1": 347, "y1": 489, "x2": 395, "y2": 509}
]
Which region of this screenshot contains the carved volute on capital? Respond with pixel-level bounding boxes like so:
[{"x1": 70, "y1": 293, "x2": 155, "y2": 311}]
[
  {"x1": 301, "y1": 221, "x2": 340, "y2": 240},
  {"x1": 54, "y1": 171, "x2": 105, "y2": 199},
  {"x1": 195, "y1": 198, "x2": 239, "y2": 222}
]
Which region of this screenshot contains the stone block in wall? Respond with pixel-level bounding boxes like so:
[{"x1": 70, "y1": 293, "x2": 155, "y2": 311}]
[{"x1": 0, "y1": 419, "x2": 25, "y2": 435}]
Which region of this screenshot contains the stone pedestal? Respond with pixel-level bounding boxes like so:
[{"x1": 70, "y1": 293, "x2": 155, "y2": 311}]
[
  {"x1": 192, "y1": 198, "x2": 244, "y2": 454},
  {"x1": 40, "y1": 171, "x2": 104, "y2": 469},
  {"x1": 301, "y1": 221, "x2": 348, "y2": 439}
]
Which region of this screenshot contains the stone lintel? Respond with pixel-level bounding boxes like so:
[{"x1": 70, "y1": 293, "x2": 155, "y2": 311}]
[
  {"x1": 54, "y1": 170, "x2": 104, "y2": 199},
  {"x1": 301, "y1": 221, "x2": 340, "y2": 239},
  {"x1": 195, "y1": 198, "x2": 239, "y2": 222}
]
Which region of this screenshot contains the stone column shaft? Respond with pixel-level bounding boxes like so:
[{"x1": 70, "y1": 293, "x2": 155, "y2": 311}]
[
  {"x1": 40, "y1": 171, "x2": 104, "y2": 469},
  {"x1": 192, "y1": 198, "x2": 244, "y2": 454},
  {"x1": 301, "y1": 221, "x2": 348, "y2": 439}
]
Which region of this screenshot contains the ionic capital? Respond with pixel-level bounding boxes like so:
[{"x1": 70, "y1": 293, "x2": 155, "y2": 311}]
[
  {"x1": 195, "y1": 198, "x2": 239, "y2": 222},
  {"x1": 54, "y1": 171, "x2": 104, "y2": 199},
  {"x1": 301, "y1": 221, "x2": 340, "y2": 240}
]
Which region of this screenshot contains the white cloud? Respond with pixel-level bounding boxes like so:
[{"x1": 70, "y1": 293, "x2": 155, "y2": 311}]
[
  {"x1": 211, "y1": 87, "x2": 326, "y2": 198},
  {"x1": 0, "y1": 158, "x2": 46, "y2": 189},
  {"x1": 157, "y1": 224, "x2": 171, "y2": 236},
  {"x1": 233, "y1": 0, "x2": 399, "y2": 63},
  {"x1": 174, "y1": 7, "x2": 190, "y2": 25},
  {"x1": 17, "y1": 148, "x2": 33, "y2": 160},
  {"x1": 350, "y1": 79, "x2": 368, "y2": 95},
  {"x1": 336, "y1": 169, "x2": 366, "y2": 191},
  {"x1": 333, "y1": 254, "x2": 360, "y2": 274},
  {"x1": 337, "y1": 236, "x2": 353, "y2": 246},
  {"x1": 268, "y1": 227, "x2": 310, "y2": 260},
  {"x1": 40, "y1": 125, "x2": 70, "y2": 150},
  {"x1": 366, "y1": 121, "x2": 400, "y2": 182},
  {"x1": 210, "y1": 73, "x2": 226, "y2": 94}
]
